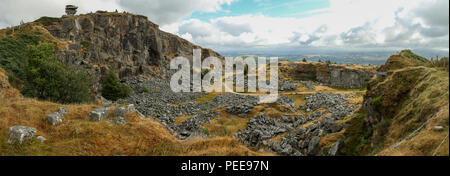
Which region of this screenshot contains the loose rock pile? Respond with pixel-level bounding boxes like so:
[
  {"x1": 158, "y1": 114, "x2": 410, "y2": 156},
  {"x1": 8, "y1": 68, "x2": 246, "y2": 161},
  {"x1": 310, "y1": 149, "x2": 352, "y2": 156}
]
[
  {"x1": 237, "y1": 93, "x2": 355, "y2": 156},
  {"x1": 299, "y1": 93, "x2": 354, "y2": 119},
  {"x1": 279, "y1": 79, "x2": 298, "y2": 91}
]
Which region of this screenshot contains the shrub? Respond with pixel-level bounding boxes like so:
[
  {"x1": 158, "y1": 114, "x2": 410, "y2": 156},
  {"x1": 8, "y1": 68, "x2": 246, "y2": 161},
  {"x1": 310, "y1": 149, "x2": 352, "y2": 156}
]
[
  {"x1": 141, "y1": 86, "x2": 149, "y2": 93},
  {"x1": 0, "y1": 34, "x2": 40, "y2": 81},
  {"x1": 101, "y1": 70, "x2": 131, "y2": 101},
  {"x1": 302, "y1": 58, "x2": 307, "y2": 62},
  {"x1": 371, "y1": 96, "x2": 383, "y2": 111},
  {"x1": 23, "y1": 43, "x2": 93, "y2": 103}
]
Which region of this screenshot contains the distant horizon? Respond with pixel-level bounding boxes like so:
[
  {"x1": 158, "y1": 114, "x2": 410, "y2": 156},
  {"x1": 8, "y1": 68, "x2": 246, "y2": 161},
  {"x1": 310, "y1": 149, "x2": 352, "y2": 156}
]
[{"x1": 1, "y1": 0, "x2": 448, "y2": 60}]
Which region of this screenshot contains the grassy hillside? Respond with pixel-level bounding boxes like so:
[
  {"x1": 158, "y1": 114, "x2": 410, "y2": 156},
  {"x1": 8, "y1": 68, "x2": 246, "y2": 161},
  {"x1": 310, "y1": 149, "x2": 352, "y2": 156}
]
[
  {"x1": 0, "y1": 68, "x2": 263, "y2": 156},
  {"x1": 340, "y1": 50, "x2": 449, "y2": 156}
]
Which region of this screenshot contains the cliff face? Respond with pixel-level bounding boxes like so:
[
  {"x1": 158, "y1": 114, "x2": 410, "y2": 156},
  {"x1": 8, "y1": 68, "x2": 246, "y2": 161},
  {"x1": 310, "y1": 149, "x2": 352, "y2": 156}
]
[
  {"x1": 288, "y1": 63, "x2": 376, "y2": 89},
  {"x1": 39, "y1": 12, "x2": 222, "y2": 90}
]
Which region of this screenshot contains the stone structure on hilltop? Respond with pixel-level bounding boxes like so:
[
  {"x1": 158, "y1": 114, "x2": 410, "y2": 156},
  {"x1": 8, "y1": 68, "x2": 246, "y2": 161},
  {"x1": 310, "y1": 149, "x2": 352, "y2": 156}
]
[{"x1": 65, "y1": 5, "x2": 78, "y2": 16}]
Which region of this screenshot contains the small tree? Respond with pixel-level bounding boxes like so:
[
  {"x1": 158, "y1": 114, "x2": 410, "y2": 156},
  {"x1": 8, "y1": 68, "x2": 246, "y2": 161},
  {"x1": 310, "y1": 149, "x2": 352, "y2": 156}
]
[
  {"x1": 302, "y1": 58, "x2": 307, "y2": 62},
  {"x1": 101, "y1": 70, "x2": 130, "y2": 101},
  {"x1": 23, "y1": 43, "x2": 93, "y2": 104}
]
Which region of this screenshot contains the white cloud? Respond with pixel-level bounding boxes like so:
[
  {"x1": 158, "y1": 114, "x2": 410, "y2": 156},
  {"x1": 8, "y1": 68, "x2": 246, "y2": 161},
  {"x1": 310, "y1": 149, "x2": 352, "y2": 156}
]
[
  {"x1": 0, "y1": 0, "x2": 234, "y2": 27},
  {"x1": 118, "y1": 0, "x2": 235, "y2": 25},
  {"x1": 0, "y1": 0, "x2": 448, "y2": 54},
  {"x1": 0, "y1": 0, "x2": 124, "y2": 28},
  {"x1": 162, "y1": 0, "x2": 449, "y2": 53}
]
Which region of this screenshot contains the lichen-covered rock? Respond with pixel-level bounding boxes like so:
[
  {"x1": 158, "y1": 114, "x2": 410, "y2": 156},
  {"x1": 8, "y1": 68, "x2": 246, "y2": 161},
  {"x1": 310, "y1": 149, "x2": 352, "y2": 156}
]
[
  {"x1": 48, "y1": 112, "x2": 63, "y2": 126},
  {"x1": 307, "y1": 136, "x2": 321, "y2": 156},
  {"x1": 114, "y1": 104, "x2": 136, "y2": 117},
  {"x1": 8, "y1": 126, "x2": 36, "y2": 144},
  {"x1": 89, "y1": 107, "x2": 110, "y2": 121},
  {"x1": 111, "y1": 116, "x2": 127, "y2": 125},
  {"x1": 328, "y1": 140, "x2": 341, "y2": 156},
  {"x1": 58, "y1": 107, "x2": 68, "y2": 116}
]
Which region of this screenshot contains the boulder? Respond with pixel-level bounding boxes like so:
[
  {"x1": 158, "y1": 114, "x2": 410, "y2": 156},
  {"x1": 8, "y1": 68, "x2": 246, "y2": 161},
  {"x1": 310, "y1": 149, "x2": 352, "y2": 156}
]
[
  {"x1": 328, "y1": 140, "x2": 341, "y2": 156},
  {"x1": 58, "y1": 107, "x2": 68, "y2": 116},
  {"x1": 307, "y1": 136, "x2": 321, "y2": 156},
  {"x1": 89, "y1": 107, "x2": 110, "y2": 121},
  {"x1": 433, "y1": 126, "x2": 444, "y2": 131},
  {"x1": 111, "y1": 116, "x2": 127, "y2": 125},
  {"x1": 37, "y1": 136, "x2": 47, "y2": 143},
  {"x1": 8, "y1": 126, "x2": 36, "y2": 144},
  {"x1": 47, "y1": 112, "x2": 63, "y2": 126},
  {"x1": 114, "y1": 104, "x2": 136, "y2": 117}
]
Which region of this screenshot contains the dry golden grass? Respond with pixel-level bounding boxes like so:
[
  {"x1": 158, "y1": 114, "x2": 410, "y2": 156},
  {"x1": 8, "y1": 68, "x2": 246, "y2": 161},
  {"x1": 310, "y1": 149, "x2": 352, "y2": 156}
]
[
  {"x1": 0, "y1": 68, "x2": 263, "y2": 156},
  {"x1": 147, "y1": 137, "x2": 268, "y2": 156},
  {"x1": 0, "y1": 98, "x2": 264, "y2": 156},
  {"x1": 174, "y1": 115, "x2": 192, "y2": 125},
  {"x1": 203, "y1": 108, "x2": 250, "y2": 137},
  {"x1": 377, "y1": 107, "x2": 449, "y2": 156}
]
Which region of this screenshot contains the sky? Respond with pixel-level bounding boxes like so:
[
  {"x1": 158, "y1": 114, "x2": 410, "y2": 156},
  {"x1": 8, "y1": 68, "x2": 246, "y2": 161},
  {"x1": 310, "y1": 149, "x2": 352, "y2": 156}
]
[{"x1": 0, "y1": 0, "x2": 448, "y2": 56}]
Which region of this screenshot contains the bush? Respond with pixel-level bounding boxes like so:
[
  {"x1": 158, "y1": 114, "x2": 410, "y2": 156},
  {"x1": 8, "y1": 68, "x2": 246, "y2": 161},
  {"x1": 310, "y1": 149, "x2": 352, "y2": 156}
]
[
  {"x1": 101, "y1": 70, "x2": 130, "y2": 101},
  {"x1": 0, "y1": 34, "x2": 40, "y2": 81},
  {"x1": 302, "y1": 58, "x2": 307, "y2": 62},
  {"x1": 23, "y1": 43, "x2": 93, "y2": 104},
  {"x1": 141, "y1": 86, "x2": 149, "y2": 93},
  {"x1": 371, "y1": 96, "x2": 383, "y2": 111}
]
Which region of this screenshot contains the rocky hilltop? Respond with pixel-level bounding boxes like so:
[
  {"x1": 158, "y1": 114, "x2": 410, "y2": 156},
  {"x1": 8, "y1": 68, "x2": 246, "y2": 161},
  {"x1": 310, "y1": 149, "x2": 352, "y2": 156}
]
[
  {"x1": 340, "y1": 50, "x2": 449, "y2": 156},
  {"x1": 35, "y1": 12, "x2": 222, "y2": 91}
]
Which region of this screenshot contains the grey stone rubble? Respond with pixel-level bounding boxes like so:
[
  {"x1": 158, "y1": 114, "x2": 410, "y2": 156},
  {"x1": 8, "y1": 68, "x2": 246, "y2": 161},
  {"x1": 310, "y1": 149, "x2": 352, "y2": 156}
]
[
  {"x1": 119, "y1": 77, "x2": 289, "y2": 139},
  {"x1": 300, "y1": 81, "x2": 315, "y2": 90},
  {"x1": 116, "y1": 76, "x2": 356, "y2": 154},
  {"x1": 226, "y1": 100, "x2": 258, "y2": 117},
  {"x1": 299, "y1": 92, "x2": 354, "y2": 119},
  {"x1": 8, "y1": 126, "x2": 37, "y2": 144},
  {"x1": 279, "y1": 79, "x2": 298, "y2": 91},
  {"x1": 276, "y1": 96, "x2": 296, "y2": 111},
  {"x1": 89, "y1": 107, "x2": 110, "y2": 121},
  {"x1": 237, "y1": 93, "x2": 355, "y2": 156}
]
